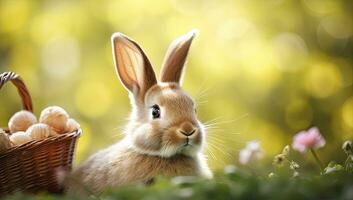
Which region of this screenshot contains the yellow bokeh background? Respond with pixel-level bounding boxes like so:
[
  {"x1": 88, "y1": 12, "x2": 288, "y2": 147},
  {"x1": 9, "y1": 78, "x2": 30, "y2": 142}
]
[{"x1": 0, "y1": 0, "x2": 352, "y2": 170}]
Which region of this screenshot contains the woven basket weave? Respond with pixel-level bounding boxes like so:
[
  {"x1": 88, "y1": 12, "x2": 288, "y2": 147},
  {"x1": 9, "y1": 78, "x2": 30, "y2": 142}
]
[{"x1": 0, "y1": 72, "x2": 81, "y2": 196}]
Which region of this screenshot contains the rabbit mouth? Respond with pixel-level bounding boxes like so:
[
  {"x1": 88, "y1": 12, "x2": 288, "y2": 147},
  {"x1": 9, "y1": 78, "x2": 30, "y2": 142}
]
[
  {"x1": 177, "y1": 139, "x2": 200, "y2": 156},
  {"x1": 183, "y1": 137, "x2": 196, "y2": 147},
  {"x1": 181, "y1": 138, "x2": 197, "y2": 149},
  {"x1": 183, "y1": 138, "x2": 190, "y2": 146}
]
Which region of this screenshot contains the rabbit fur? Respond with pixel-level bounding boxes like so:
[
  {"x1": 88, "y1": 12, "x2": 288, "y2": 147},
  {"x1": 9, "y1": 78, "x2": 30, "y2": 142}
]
[{"x1": 67, "y1": 30, "x2": 213, "y2": 194}]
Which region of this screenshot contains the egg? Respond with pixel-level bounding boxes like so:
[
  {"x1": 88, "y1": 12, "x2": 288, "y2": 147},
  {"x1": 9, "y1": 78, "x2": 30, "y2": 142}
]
[
  {"x1": 8, "y1": 110, "x2": 37, "y2": 133},
  {"x1": 0, "y1": 129, "x2": 11, "y2": 153},
  {"x1": 39, "y1": 106, "x2": 69, "y2": 133},
  {"x1": 9, "y1": 131, "x2": 32, "y2": 146},
  {"x1": 65, "y1": 118, "x2": 80, "y2": 133},
  {"x1": 27, "y1": 123, "x2": 57, "y2": 141}
]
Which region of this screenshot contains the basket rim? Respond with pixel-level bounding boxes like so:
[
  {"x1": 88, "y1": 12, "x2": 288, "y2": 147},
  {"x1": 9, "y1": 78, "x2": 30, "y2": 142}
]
[{"x1": 0, "y1": 128, "x2": 82, "y2": 158}]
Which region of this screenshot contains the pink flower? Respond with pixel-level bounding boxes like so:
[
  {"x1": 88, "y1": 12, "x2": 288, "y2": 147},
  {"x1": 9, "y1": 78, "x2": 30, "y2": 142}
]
[{"x1": 292, "y1": 127, "x2": 325, "y2": 153}]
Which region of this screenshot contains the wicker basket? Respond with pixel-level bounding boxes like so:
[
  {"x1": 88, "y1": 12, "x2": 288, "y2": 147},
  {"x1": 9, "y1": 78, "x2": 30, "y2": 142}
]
[{"x1": 0, "y1": 72, "x2": 82, "y2": 196}]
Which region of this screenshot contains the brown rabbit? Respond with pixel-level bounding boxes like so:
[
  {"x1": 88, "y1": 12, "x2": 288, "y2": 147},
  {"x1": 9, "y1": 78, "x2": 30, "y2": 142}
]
[{"x1": 68, "y1": 30, "x2": 212, "y2": 194}]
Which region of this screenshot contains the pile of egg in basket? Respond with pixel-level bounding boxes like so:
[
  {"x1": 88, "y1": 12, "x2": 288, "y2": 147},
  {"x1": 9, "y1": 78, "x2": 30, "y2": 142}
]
[{"x1": 0, "y1": 106, "x2": 80, "y2": 152}]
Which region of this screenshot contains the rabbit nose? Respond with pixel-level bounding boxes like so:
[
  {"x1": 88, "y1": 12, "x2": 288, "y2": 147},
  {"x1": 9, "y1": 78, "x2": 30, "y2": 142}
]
[
  {"x1": 180, "y1": 129, "x2": 196, "y2": 136},
  {"x1": 179, "y1": 122, "x2": 196, "y2": 136}
]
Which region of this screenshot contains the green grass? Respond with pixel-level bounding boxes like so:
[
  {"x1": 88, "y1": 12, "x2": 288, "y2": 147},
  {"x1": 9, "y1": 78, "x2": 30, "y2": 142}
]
[{"x1": 3, "y1": 167, "x2": 353, "y2": 200}]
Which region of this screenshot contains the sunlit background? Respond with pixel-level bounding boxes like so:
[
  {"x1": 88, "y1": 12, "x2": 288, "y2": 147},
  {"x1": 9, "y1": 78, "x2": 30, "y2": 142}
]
[{"x1": 0, "y1": 0, "x2": 352, "y2": 170}]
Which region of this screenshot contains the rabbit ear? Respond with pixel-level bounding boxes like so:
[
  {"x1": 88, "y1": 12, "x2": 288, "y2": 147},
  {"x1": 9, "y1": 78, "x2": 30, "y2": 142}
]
[
  {"x1": 112, "y1": 33, "x2": 157, "y2": 99},
  {"x1": 160, "y1": 30, "x2": 197, "y2": 85}
]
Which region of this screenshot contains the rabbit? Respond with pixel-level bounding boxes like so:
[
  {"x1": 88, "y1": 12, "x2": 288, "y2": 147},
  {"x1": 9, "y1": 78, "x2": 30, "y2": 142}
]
[{"x1": 67, "y1": 30, "x2": 213, "y2": 195}]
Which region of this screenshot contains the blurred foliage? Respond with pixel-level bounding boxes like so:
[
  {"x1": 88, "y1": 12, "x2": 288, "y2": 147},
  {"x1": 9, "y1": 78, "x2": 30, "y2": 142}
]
[
  {"x1": 3, "y1": 168, "x2": 353, "y2": 200},
  {"x1": 0, "y1": 0, "x2": 352, "y2": 171}
]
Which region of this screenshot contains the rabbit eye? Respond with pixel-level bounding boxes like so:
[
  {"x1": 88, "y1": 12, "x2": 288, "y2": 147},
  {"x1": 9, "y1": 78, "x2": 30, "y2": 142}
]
[{"x1": 151, "y1": 104, "x2": 160, "y2": 119}]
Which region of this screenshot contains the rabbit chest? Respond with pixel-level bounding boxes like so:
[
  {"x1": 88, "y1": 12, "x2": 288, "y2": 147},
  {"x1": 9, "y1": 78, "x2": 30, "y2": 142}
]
[{"x1": 109, "y1": 148, "x2": 200, "y2": 184}]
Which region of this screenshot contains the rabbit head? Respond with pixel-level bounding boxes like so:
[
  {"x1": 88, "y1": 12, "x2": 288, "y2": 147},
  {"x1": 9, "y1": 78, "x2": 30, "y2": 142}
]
[{"x1": 112, "y1": 30, "x2": 204, "y2": 158}]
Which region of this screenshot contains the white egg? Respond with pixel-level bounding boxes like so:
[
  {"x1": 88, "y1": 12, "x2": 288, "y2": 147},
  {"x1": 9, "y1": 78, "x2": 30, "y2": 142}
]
[
  {"x1": 65, "y1": 118, "x2": 80, "y2": 133},
  {"x1": 39, "y1": 106, "x2": 69, "y2": 134},
  {"x1": 27, "y1": 123, "x2": 57, "y2": 141},
  {"x1": 8, "y1": 110, "x2": 37, "y2": 133},
  {"x1": 9, "y1": 131, "x2": 32, "y2": 146}
]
